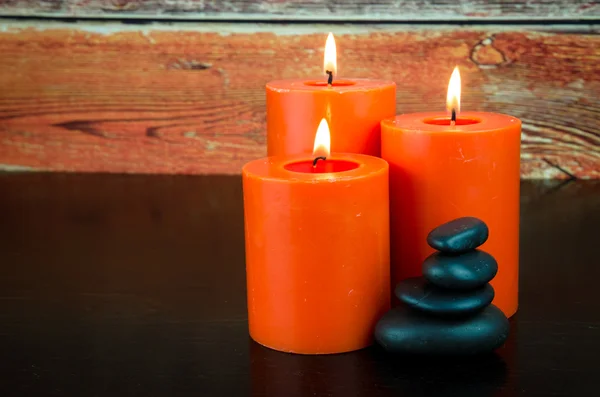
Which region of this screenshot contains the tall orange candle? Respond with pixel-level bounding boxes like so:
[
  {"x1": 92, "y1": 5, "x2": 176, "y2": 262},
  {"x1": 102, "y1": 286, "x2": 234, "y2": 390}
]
[
  {"x1": 267, "y1": 33, "x2": 396, "y2": 157},
  {"x1": 381, "y1": 67, "x2": 521, "y2": 317},
  {"x1": 243, "y1": 119, "x2": 390, "y2": 354}
]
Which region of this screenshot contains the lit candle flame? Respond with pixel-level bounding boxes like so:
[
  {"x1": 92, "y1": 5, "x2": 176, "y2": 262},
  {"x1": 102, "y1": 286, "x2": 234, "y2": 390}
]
[
  {"x1": 324, "y1": 32, "x2": 337, "y2": 77},
  {"x1": 312, "y1": 118, "x2": 331, "y2": 158},
  {"x1": 446, "y1": 66, "x2": 461, "y2": 115}
]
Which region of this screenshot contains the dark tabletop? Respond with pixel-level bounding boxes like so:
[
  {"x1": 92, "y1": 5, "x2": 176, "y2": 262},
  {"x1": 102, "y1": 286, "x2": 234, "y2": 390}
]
[{"x1": 1, "y1": 174, "x2": 599, "y2": 397}]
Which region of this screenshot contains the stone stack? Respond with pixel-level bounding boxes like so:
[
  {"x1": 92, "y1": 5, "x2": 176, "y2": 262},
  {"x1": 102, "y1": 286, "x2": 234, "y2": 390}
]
[{"x1": 375, "y1": 217, "x2": 510, "y2": 355}]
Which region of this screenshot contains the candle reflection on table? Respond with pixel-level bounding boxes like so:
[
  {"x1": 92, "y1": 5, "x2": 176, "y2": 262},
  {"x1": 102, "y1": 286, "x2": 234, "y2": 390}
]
[
  {"x1": 249, "y1": 341, "x2": 370, "y2": 397},
  {"x1": 249, "y1": 327, "x2": 517, "y2": 397}
]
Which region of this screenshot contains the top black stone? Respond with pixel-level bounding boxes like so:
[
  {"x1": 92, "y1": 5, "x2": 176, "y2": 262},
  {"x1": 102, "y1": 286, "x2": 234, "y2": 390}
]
[{"x1": 427, "y1": 217, "x2": 489, "y2": 253}]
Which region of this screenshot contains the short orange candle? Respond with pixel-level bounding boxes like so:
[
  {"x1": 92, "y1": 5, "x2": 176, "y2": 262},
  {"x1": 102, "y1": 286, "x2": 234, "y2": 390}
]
[
  {"x1": 243, "y1": 120, "x2": 390, "y2": 354},
  {"x1": 266, "y1": 33, "x2": 396, "y2": 157},
  {"x1": 381, "y1": 68, "x2": 521, "y2": 317}
]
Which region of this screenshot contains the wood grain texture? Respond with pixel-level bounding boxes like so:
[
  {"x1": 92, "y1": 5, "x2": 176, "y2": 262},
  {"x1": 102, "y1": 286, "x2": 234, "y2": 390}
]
[
  {"x1": 0, "y1": 0, "x2": 598, "y2": 21},
  {"x1": 0, "y1": 22, "x2": 598, "y2": 178}
]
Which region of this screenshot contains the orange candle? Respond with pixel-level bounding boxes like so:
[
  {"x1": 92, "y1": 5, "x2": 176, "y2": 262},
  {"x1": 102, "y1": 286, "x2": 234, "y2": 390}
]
[
  {"x1": 381, "y1": 67, "x2": 521, "y2": 317},
  {"x1": 267, "y1": 33, "x2": 396, "y2": 157},
  {"x1": 243, "y1": 119, "x2": 390, "y2": 354}
]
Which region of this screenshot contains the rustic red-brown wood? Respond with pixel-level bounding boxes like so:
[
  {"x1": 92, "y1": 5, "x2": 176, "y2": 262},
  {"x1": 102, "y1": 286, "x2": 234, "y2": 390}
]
[
  {"x1": 0, "y1": 23, "x2": 598, "y2": 177},
  {"x1": 0, "y1": 0, "x2": 597, "y2": 20}
]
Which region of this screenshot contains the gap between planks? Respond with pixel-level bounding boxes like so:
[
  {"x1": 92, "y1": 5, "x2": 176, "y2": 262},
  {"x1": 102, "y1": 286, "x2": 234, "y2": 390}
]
[{"x1": 0, "y1": 19, "x2": 599, "y2": 35}]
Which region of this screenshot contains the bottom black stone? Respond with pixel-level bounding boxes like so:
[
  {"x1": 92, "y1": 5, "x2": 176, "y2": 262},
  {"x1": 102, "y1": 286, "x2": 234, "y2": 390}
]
[{"x1": 375, "y1": 305, "x2": 509, "y2": 355}]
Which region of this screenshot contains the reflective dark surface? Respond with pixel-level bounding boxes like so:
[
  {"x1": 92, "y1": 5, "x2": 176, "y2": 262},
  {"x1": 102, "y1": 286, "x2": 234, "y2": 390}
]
[{"x1": 1, "y1": 174, "x2": 599, "y2": 396}]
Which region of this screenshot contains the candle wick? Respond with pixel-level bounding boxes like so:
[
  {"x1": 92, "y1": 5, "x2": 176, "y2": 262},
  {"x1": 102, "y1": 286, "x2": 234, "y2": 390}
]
[
  {"x1": 313, "y1": 156, "x2": 327, "y2": 167},
  {"x1": 326, "y1": 70, "x2": 333, "y2": 86},
  {"x1": 451, "y1": 109, "x2": 457, "y2": 126}
]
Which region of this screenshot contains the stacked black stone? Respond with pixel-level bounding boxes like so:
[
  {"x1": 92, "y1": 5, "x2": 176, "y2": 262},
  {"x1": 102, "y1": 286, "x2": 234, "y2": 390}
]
[{"x1": 375, "y1": 217, "x2": 510, "y2": 355}]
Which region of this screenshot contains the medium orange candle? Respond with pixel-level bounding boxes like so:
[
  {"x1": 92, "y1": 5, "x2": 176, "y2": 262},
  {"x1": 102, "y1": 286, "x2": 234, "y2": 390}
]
[
  {"x1": 267, "y1": 33, "x2": 396, "y2": 157},
  {"x1": 243, "y1": 119, "x2": 390, "y2": 354},
  {"x1": 381, "y1": 67, "x2": 521, "y2": 317}
]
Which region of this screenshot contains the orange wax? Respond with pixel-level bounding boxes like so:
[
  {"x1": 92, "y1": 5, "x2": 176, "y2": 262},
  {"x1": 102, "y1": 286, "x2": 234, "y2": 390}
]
[
  {"x1": 266, "y1": 79, "x2": 396, "y2": 157},
  {"x1": 243, "y1": 153, "x2": 390, "y2": 354},
  {"x1": 381, "y1": 112, "x2": 521, "y2": 317}
]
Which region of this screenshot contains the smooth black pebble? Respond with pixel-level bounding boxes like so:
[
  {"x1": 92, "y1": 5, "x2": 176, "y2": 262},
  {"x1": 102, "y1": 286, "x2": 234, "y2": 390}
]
[
  {"x1": 375, "y1": 305, "x2": 509, "y2": 355},
  {"x1": 423, "y1": 250, "x2": 498, "y2": 290},
  {"x1": 427, "y1": 217, "x2": 489, "y2": 253},
  {"x1": 395, "y1": 277, "x2": 494, "y2": 316}
]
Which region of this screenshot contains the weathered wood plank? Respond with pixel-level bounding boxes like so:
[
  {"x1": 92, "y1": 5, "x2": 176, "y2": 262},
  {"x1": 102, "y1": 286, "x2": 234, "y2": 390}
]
[
  {"x1": 0, "y1": 0, "x2": 598, "y2": 21},
  {"x1": 0, "y1": 22, "x2": 598, "y2": 178}
]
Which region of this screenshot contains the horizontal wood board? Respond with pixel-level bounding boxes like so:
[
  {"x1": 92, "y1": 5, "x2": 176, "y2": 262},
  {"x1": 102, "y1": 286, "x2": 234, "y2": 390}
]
[
  {"x1": 0, "y1": 22, "x2": 598, "y2": 178},
  {"x1": 0, "y1": 0, "x2": 598, "y2": 21}
]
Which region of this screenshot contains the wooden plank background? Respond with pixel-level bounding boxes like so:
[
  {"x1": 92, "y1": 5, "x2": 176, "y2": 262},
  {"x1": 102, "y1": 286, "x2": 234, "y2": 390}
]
[
  {"x1": 0, "y1": 0, "x2": 598, "y2": 21},
  {"x1": 1, "y1": 0, "x2": 600, "y2": 179},
  {"x1": 0, "y1": 22, "x2": 598, "y2": 178}
]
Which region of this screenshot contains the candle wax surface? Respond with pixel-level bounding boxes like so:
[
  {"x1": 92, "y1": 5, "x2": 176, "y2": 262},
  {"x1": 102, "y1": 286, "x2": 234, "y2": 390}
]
[
  {"x1": 243, "y1": 153, "x2": 391, "y2": 354},
  {"x1": 381, "y1": 111, "x2": 521, "y2": 317},
  {"x1": 267, "y1": 78, "x2": 396, "y2": 157}
]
